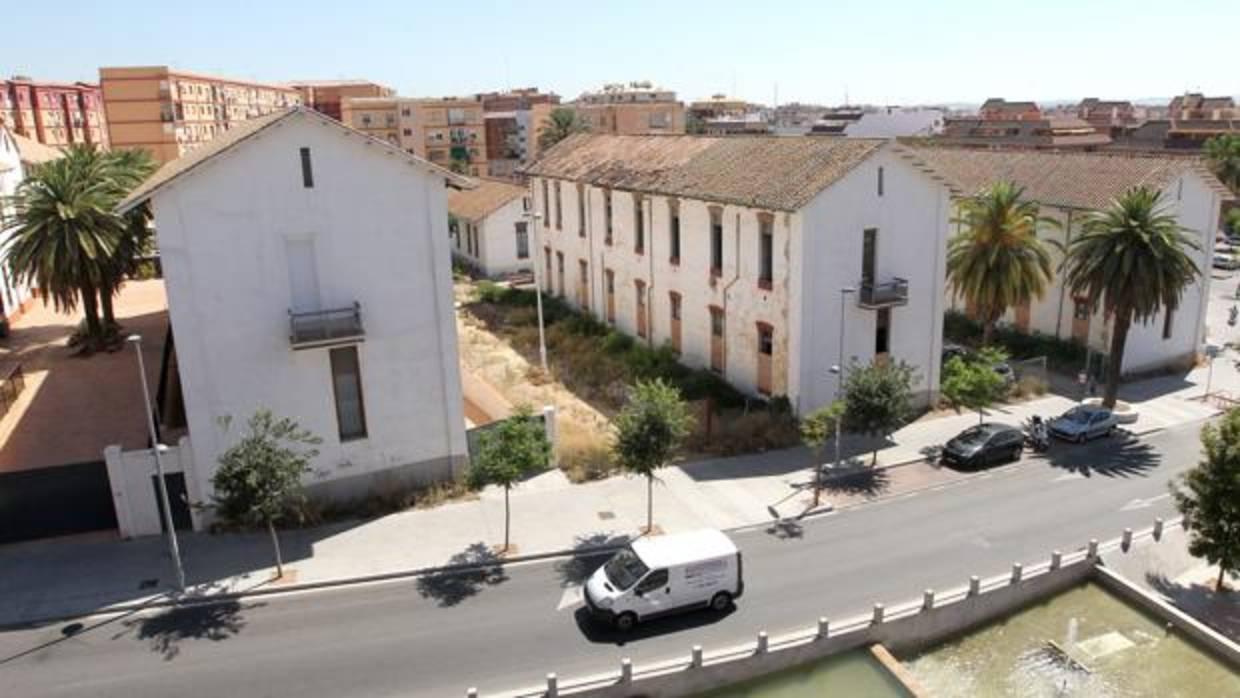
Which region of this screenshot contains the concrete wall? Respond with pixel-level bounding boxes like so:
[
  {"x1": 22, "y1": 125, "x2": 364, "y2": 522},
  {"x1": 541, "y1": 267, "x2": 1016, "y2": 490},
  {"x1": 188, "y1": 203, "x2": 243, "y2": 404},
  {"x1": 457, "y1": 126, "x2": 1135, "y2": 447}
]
[
  {"x1": 454, "y1": 197, "x2": 531, "y2": 278},
  {"x1": 151, "y1": 111, "x2": 468, "y2": 526},
  {"x1": 104, "y1": 437, "x2": 204, "y2": 537}
]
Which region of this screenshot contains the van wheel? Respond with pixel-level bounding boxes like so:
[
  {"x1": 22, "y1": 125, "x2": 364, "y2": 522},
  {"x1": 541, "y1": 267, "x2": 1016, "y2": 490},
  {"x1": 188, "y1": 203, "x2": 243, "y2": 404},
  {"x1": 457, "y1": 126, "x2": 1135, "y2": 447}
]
[
  {"x1": 614, "y1": 612, "x2": 637, "y2": 632},
  {"x1": 710, "y1": 592, "x2": 733, "y2": 612}
]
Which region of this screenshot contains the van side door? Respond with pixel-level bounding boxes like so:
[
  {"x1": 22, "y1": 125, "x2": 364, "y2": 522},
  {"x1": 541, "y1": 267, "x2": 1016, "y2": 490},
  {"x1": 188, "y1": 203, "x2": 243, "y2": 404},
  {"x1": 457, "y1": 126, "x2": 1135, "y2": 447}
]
[{"x1": 633, "y1": 569, "x2": 670, "y2": 617}]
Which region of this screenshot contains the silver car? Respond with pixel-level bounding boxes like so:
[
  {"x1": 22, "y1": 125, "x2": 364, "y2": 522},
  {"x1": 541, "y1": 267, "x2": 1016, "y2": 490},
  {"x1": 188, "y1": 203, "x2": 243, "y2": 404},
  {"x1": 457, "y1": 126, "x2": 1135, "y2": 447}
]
[{"x1": 1049, "y1": 405, "x2": 1117, "y2": 443}]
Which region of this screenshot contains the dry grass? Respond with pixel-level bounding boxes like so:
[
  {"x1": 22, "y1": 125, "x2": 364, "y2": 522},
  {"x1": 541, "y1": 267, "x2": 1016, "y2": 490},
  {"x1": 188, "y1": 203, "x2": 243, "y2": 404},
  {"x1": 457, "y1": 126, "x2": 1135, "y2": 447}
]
[
  {"x1": 1012, "y1": 376, "x2": 1049, "y2": 401},
  {"x1": 686, "y1": 409, "x2": 801, "y2": 457},
  {"x1": 558, "y1": 421, "x2": 616, "y2": 483}
]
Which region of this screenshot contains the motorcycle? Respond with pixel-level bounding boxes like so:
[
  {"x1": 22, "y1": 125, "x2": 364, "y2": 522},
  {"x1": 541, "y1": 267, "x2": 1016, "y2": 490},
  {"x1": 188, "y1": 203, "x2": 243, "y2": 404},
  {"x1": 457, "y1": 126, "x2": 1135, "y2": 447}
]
[{"x1": 1023, "y1": 416, "x2": 1050, "y2": 453}]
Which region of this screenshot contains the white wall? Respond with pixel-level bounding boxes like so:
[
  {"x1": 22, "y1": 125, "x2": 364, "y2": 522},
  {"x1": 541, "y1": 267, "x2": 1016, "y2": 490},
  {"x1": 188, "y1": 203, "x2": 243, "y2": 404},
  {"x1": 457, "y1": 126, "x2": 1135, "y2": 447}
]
[
  {"x1": 452, "y1": 197, "x2": 532, "y2": 278},
  {"x1": 151, "y1": 112, "x2": 468, "y2": 521},
  {"x1": 844, "y1": 109, "x2": 945, "y2": 138},
  {"x1": 792, "y1": 147, "x2": 950, "y2": 413},
  {"x1": 104, "y1": 437, "x2": 204, "y2": 538},
  {"x1": 0, "y1": 129, "x2": 35, "y2": 320}
]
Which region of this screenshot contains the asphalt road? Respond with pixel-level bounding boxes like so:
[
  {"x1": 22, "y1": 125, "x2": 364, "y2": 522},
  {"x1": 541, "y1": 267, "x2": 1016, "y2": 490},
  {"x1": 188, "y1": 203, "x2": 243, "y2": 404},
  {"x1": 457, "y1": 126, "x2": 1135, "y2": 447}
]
[{"x1": 0, "y1": 421, "x2": 1204, "y2": 698}]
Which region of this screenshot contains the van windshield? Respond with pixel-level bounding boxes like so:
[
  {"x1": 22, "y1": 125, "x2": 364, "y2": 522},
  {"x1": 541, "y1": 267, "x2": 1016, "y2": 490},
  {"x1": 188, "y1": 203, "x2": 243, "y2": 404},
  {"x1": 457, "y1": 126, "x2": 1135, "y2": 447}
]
[{"x1": 603, "y1": 548, "x2": 649, "y2": 590}]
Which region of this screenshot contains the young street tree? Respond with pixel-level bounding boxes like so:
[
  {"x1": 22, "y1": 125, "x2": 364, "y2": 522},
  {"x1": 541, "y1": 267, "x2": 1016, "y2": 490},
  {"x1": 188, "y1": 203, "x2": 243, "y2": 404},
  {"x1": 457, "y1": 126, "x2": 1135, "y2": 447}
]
[
  {"x1": 1061, "y1": 187, "x2": 1200, "y2": 408},
  {"x1": 1172, "y1": 410, "x2": 1240, "y2": 592},
  {"x1": 612, "y1": 378, "x2": 694, "y2": 532},
  {"x1": 842, "y1": 360, "x2": 918, "y2": 466},
  {"x1": 800, "y1": 401, "x2": 845, "y2": 506},
  {"x1": 468, "y1": 404, "x2": 551, "y2": 553},
  {"x1": 211, "y1": 410, "x2": 322, "y2": 578},
  {"x1": 940, "y1": 347, "x2": 1010, "y2": 424}
]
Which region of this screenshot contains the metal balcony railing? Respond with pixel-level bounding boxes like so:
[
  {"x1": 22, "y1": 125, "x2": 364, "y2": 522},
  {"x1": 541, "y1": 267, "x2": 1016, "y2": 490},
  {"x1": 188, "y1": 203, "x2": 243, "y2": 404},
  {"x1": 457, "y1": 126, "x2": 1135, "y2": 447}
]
[
  {"x1": 857, "y1": 277, "x2": 909, "y2": 308},
  {"x1": 289, "y1": 302, "x2": 364, "y2": 349}
]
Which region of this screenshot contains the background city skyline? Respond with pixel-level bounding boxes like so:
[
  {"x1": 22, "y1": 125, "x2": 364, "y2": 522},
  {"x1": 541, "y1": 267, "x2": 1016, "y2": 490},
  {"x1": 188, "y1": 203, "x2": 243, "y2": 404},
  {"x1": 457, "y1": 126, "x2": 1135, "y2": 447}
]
[{"x1": 5, "y1": 0, "x2": 1238, "y2": 105}]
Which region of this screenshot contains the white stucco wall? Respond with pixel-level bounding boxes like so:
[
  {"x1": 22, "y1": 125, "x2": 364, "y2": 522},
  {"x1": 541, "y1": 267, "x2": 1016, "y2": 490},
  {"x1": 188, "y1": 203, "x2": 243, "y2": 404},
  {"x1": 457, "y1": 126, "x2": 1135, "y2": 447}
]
[
  {"x1": 451, "y1": 197, "x2": 532, "y2": 278},
  {"x1": 0, "y1": 129, "x2": 35, "y2": 320},
  {"x1": 151, "y1": 113, "x2": 468, "y2": 516},
  {"x1": 792, "y1": 147, "x2": 950, "y2": 413}
]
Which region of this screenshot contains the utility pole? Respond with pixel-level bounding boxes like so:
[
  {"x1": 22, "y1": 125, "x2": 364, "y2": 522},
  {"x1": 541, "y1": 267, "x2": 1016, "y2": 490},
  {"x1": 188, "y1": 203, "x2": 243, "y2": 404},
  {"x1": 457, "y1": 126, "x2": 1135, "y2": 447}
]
[
  {"x1": 524, "y1": 211, "x2": 548, "y2": 372},
  {"x1": 832, "y1": 288, "x2": 857, "y2": 471}
]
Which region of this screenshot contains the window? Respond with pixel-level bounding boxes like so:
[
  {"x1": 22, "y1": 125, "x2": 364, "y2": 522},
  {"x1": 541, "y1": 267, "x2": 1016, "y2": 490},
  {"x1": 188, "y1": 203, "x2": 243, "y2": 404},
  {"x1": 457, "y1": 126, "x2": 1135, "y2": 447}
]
[
  {"x1": 669, "y1": 201, "x2": 681, "y2": 264},
  {"x1": 577, "y1": 184, "x2": 586, "y2": 237},
  {"x1": 635, "y1": 280, "x2": 648, "y2": 338},
  {"x1": 544, "y1": 247, "x2": 553, "y2": 289},
  {"x1": 758, "y1": 214, "x2": 773, "y2": 290},
  {"x1": 299, "y1": 147, "x2": 314, "y2": 188},
  {"x1": 875, "y1": 307, "x2": 891, "y2": 355},
  {"x1": 877, "y1": 166, "x2": 884, "y2": 197},
  {"x1": 1074, "y1": 299, "x2": 1090, "y2": 320},
  {"x1": 554, "y1": 181, "x2": 562, "y2": 230},
  {"x1": 756, "y1": 322, "x2": 774, "y2": 395},
  {"x1": 515, "y1": 222, "x2": 529, "y2": 259},
  {"x1": 556, "y1": 251, "x2": 565, "y2": 297},
  {"x1": 604, "y1": 190, "x2": 613, "y2": 244},
  {"x1": 862, "y1": 228, "x2": 877, "y2": 285},
  {"x1": 634, "y1": 197, "x2": 645, "y2": 254},
  {"x1": 636, "y1": 569, "x2": 668, "y2": 594},
  {"x1": 402, "y1": 128, "x2": 412, "y2": 136},
  {"x1": 605, "y1": 269, "x2": 616, "y2": 324},
  {"x1": 668, "y1": 292, "x2": 682, "y2": 353},
  {"x1": 330, "y1": 346, "x2": 367, "y2": 441},
  {"x1": 710, "y1": 208, "x2": 723, "y2": 276},
  {"x1": 758, "y1": 324, "x2": 773, "y2": 355},
  {"x1": 709, "y1": 306, "x2": 725, "y2": 373},
  {"x1": 1162, "y1": 308, "x2": 1174, "y2": 340},
  {"x1": 541, "y1": 180, "x2": 550, "y2": 227}
]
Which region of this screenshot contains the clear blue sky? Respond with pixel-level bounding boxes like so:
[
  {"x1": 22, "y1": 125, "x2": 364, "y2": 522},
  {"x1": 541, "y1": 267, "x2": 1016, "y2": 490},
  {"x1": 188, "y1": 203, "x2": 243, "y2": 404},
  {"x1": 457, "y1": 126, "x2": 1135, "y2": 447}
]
[{"x1": 7, "y1": 0, "x2": 1237, "y2": 106}]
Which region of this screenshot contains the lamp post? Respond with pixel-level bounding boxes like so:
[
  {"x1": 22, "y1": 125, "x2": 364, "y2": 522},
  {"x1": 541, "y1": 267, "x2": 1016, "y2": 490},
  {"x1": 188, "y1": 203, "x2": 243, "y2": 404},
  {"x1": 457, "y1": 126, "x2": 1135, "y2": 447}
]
[
  {"x1": 127, "y1": 334, "x2": 186, "y2": 592},
  {"x1": 832, "y1": 288, "x2": 857, "y2": 472},
  {"x1": 524, "y1": 210, "x2": 548, "y2": 372}
]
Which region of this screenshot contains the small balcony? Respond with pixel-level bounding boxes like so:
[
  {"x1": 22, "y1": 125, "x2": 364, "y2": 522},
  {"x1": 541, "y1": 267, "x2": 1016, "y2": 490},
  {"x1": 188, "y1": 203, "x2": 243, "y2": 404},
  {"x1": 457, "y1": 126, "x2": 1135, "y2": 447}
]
[
  {"x1": 289, "y1": 303, "x2": 364, "y2": 350},
  {"x1": 857, "y1": 278, "x2": 909, "y2": 308}
]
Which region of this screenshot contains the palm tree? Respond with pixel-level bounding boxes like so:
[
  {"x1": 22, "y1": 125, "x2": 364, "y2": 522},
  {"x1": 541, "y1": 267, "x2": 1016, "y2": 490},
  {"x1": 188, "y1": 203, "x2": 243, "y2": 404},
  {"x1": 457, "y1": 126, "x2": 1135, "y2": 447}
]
[
  {"x1": 1204, "y1": 134, "x2": 1240, "y2": 194},
  {"x1": 1061, "y1": 187, "x2": 1201, "y2": 407},
  {"x1": 96, "y1": 148, "x2": 157, "y2": 329},
  {"x1": 537, "y1": 107, "x2": 589, "y2": 151},
  {"x1": 947, "y1": 181, "x2": 1056, "y2": 344},
  {"x1": 5, "y1": 146, "x2": 124, "y2": 350}
]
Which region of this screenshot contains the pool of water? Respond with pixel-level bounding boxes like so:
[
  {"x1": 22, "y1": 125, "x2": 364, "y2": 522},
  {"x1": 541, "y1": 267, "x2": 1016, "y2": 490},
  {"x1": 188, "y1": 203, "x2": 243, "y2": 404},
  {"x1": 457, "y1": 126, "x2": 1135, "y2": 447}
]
[
  {"x1": 692, "y1": 649, "x2": 911, "y2": 698},
  {"x1": 903, "y1": 582, "x2": 1239, "y2": 697}
]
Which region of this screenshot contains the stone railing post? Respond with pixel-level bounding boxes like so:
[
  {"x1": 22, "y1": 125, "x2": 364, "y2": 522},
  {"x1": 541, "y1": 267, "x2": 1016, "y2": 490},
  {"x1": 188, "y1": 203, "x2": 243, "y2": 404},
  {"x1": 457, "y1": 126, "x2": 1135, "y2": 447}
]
[
  {"x1": 923, "y1": 589, "x2": 935, "y2": 610},
  {"x1": 1051, "y1": 550, "x2": 1062, "y2": 570},
  {"x1": 872, "y1": 603, "x2": 885, "y2": 624},
  {"x1": 1153, "y1": 518, "x2": 1164, "y2": 540},
  {"x1": 1087, "y1": 539, "x2": 1099, "y2": 558},
  {"x1": 1011, "y1": 563, "x2": 1023, "y2": 584},
  {"x1": 691, "y1": 645, "x2": 703, "y2": 668},
  {"x1": 756, "y1": 632, "x2": 769, "y2": 654},
  {"x1": 968, "y1": 576, "x2": 981, "y2": 596},
  {"x1": 817, "y1": 617, "x2": 830, "y2": 639},
  {"x1": 1122, "y1": 528, "x2": 1133, "y2": 551},
  {"x1": 546, "y1": 673, "x2": 557, "y2": 698},
  {"x1": 620, "y1": 658, "x2": 632, "y2": 684}
]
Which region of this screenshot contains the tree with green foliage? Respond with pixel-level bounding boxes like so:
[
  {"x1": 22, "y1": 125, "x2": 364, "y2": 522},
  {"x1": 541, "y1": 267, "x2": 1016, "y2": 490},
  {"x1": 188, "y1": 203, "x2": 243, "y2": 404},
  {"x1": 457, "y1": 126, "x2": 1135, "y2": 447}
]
[
  {"x1": 1226, "y1": 208, "x2": 1240, "y2": 236},
  {"x1": 1204, "y1": 134, "x2": 1240, "y2": 194},
  {"x1": 1172, "y1": 409, "x2": 1240, "y2": 592},
  {"x1": 537, "y1": 107, "x2": 590, "y2": 151},
  {"x1": 97, "y1": 148, "x2": 157, "y2": 329},
  {"x1": 800, "y1": 401, "x2": 845, "y2": 506},
  {"x1": 211, "y1": 410, "x2": 322, "y2": 578},
  {"x1": 468, "y1": 404, "x2": 551, "y2": 552},
  {"x1": 842, "y1": 360, "x2": 918, "y2": 466},
  {"x1": 612, "y1": 378, "x2": 694, "y2": 532},
  {"x1": 1060, "y1": 187, "x2": 1201, "y2": 408},
  {"x1": 685, "y1": 111, "x2": 706, "y2": 135},
  {"x1": 940, "y1": 347, "x2": 1010, "y2": 424},
  {"x1": 947, "y1": 181, "x2": 1057, "y2": 345}
]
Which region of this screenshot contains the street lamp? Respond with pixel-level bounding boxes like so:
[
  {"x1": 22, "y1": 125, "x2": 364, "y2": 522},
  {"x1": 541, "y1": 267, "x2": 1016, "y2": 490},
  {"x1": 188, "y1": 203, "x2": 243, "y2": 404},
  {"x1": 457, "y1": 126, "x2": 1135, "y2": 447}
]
[
  {"x1": 127, "y1": 334, "x2": 186, "y2": 592},
  {"x1": 524, "y1": 210, "x2": 549, "y2": 372},
  {"x1": 832, "y1": 287, "x2": 857, "y2": 473}
]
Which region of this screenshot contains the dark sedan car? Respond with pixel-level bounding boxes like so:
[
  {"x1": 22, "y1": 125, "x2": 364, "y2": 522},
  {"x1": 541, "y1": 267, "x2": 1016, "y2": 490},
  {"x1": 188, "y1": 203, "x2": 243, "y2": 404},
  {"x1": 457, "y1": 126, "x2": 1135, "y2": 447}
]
[{"x1": 941, "y1": 422, "x2": 1024, "y2": 469}]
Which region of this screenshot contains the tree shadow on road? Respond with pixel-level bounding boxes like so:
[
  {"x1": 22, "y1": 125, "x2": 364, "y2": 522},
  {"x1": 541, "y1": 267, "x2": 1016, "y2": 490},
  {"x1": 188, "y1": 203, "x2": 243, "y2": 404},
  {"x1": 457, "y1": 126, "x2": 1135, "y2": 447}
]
[
  {"x1": 553, "y1": 533, "x2": 630, "y2": 588},
  {"x1": 415, "y1": 542, "x2": 508, "y2": 607},
  {"x1": 1043, "y1": 432, "x2": 1161, "y2": 478},
  {"x1": 1144, "y1": 572, "x2": 1240, "y2": 642},
  {"x1": 820, "y1": 466, "x2": 891, "y2": 498},
  {"x1": 112, "y1": 599, "x2": 261, "y2": 661}
]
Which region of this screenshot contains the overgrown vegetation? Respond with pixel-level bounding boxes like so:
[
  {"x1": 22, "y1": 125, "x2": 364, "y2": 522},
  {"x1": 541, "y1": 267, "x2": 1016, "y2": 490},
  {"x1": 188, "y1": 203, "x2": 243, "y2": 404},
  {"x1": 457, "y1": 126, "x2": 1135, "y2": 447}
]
[
  {"x1": 945, "y1": 309, "x2": 1087, "y2": 374},
  {"x1": 841, "y1": 360, "x2": 918, "y2": 466},
  {"x1": 941, "y1": 347, "x2": 1010, "y2": 423}
]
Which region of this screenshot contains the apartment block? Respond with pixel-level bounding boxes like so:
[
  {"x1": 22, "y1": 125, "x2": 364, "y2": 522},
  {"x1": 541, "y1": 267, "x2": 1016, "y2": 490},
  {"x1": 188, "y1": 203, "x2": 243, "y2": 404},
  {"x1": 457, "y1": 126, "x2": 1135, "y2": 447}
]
[
  {"x1": 979, "y1": 98, "x2": 1042, "y2": 121},
  {"x1": 342, "y1": 96, "x2": 487, "y2": 175},
  {"x1": 572, "y1": 82, "x2": 685, "y2": 135},
  {"x1": 0, "y1": 77, "x2": 108, "y2": 148},
  {"x1": 100, "y1": 66, "x2": 302, "y2": 162},
  {"x1": 290, "y1": 80, "x2": 394, "y2": 121},
  {"x1": 527, "y1": 134, "x2": 955, "y2": 413}
]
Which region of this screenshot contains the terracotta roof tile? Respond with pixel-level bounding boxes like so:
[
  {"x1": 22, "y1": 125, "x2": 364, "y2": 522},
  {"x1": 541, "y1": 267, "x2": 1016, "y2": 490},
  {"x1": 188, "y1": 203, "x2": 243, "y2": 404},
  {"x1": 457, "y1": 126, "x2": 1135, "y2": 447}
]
[
  {"x1": 524, "y1": 134, "x2": 886, "y2": 211},
  {"x1": 449, "y1": 178, "x2": 527, "y2": 220}
]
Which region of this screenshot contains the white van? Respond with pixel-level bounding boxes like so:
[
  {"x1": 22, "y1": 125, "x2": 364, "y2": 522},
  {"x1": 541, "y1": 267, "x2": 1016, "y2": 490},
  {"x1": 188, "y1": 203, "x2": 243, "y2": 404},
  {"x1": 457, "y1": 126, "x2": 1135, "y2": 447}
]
[{"x1": 583, "y1": 529, "x2": 743, "y2": 631}]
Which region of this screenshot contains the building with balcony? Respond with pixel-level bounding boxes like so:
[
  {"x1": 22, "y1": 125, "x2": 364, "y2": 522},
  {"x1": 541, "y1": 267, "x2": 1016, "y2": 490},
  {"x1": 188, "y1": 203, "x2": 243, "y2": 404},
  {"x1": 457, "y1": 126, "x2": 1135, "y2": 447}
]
[
  {"x1": 1, "y1": 77, "x2": 108, "y2": 148},
  {"x1": 341, "y1": 96, "x2": 488, "y2": 175},
  {"x1": 99, "y1": 66, "x2": 302, "y2": 163},
  {"x1": 116, "y1": 107, "x2": 470, "y2": 523},
  {"x1": 909, "y1": 144, "x2": 1228, "y2": 375},
  {"x1": 448, "y1": 178, "x2": 531, "y2": 277},
  {"x1": 290, "y1": 80, "x2": 395, "y2": 122},
  {"x1": 525, "y1": 134, "x2": 955, "y2": 413},
  {"x1": 572, "y1": 82, "x2": 685, "y2": 135}
]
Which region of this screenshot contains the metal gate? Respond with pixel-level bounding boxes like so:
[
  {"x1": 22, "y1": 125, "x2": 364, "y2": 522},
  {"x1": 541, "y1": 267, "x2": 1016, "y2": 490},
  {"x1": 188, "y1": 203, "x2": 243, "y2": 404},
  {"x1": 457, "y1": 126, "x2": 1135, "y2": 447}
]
[{"x1": 0, "y1": 460, "x2": 117, "y2": 544}]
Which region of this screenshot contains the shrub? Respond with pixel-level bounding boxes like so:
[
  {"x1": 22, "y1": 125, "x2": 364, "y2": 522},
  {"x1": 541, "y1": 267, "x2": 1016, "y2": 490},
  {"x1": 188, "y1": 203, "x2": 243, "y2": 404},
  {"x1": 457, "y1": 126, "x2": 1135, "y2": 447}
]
[
  {"x1": 601, "y1": 330, "x2": 634, "y2": 354},
  {"x1": 943, "y1": 310, "x2": 1088, "y2": 374},
  {"x1": 676, "y1": 369, "x2": 747, "y2": 409}
]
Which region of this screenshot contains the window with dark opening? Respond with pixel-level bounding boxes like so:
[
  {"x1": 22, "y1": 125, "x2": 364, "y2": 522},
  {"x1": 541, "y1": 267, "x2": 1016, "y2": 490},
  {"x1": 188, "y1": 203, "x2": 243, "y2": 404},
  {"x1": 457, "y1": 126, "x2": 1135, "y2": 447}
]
[
  {"x1": 300, "y1": 147, "x2": 314, "y2": 188},
  {"x1": 875, "y1": 307, "x2": 891, "y2": 355},
  {"x1": 330, "y1": 346, "x2": 367, "y2": 440},
  {"x1": 759, "y1": 215, "x2": 773, "y2": 289},
  {"x1": 710, "y1": 209, "x2": 723, "y2": 276}
]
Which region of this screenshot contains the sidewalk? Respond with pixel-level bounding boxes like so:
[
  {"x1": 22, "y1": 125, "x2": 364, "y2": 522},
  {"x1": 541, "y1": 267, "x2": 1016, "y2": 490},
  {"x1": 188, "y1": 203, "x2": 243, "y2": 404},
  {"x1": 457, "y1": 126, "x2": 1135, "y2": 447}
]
[{"x1": 0, "y1": 383, "x2": 1220, "y2": 628}]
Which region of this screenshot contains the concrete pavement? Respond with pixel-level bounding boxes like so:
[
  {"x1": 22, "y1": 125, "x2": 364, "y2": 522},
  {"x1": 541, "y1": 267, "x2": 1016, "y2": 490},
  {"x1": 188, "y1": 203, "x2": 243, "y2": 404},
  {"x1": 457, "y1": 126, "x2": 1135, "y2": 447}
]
[{"x1": 0, "y1": 421, "x2": 1206, "y2": 698}]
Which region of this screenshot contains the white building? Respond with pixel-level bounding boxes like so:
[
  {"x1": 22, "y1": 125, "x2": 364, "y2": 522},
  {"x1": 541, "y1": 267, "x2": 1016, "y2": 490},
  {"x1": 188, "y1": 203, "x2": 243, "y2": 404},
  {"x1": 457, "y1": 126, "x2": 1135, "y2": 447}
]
[
  {"x1": 525, "y1": 134, "x2": 957, "y2": 413},
  {"x1": 910, "y1": 145, "x2": 1228, "y2": 375},
  {"x1": 844, "y1": 108, "x2": 945, "y2": 138},
  {"x1": 448, "y1": 178, "x2": 531, "y2": 278},
  {"x1": 117, "y1": 107, "x2": 471, "y2": 525},
  {"x1": 0, "y1": 127, "x2": 58, "y2": 325}
]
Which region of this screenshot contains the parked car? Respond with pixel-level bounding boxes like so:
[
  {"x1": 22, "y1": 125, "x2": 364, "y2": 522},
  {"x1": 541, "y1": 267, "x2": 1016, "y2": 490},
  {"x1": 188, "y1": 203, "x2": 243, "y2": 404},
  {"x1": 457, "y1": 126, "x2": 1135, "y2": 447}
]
[
  {"x1": 1049, "y1": 405, "x2": 1118, "y2": 443},
  {"x1": 1213, "y1": 253, "x2": 1240, "y2": 271},
  {"x1": 941, "y1": 422, "x2": 1025, "y2": 469},
  {"x1": 584, "y1": 529, "x2": 743, "y2": 631}
]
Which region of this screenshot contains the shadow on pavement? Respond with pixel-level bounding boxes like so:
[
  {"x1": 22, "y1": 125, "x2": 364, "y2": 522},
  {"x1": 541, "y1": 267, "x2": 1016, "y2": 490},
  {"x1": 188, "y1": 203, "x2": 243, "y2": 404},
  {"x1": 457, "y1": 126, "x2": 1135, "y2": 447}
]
[
  {"x1": 415, "y1": 542, "x2": 508, "y2": 607},
  {"x1": 553, "y1": 533, "x2": 630, "y2": 588},
  {"x1": 1144, "y1": 572, "x2": 1240, "y2": 643},
  {"x1": 1043, "y1": 431, "x2": 1161, "y2": 478},
  {"x1": 111, "y1": 599, "x2": 263, "y2": 661},
  {"x1": 765, "y1": 518, "x2": 804, "y2": 540},
  {"x1": 819, "y1": 467, "x2": 891, "y2": 498},
  {"x1": 572, "y1": 605, "x2": 735, "y2": 646}
]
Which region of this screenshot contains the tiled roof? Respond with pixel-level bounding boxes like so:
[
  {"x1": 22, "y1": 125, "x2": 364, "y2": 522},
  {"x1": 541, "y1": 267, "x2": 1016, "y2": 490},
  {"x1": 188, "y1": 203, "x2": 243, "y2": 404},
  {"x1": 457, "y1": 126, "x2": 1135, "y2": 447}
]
[
  {"x1": 10, "y1": 132, "x2": 62, "y2": 165},
  {"x1": 449, "y1": 178, "x2": 527, "y2": 220},
  {"x1": 905, "y1": 144, "x2": 1227, "y2": 210},
  {"x1": 117, "y1": 107, "x2": 470, "y2": 214},
  {"x1": 524, "y1": 134, "x2": 887, "y2": 211}
]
